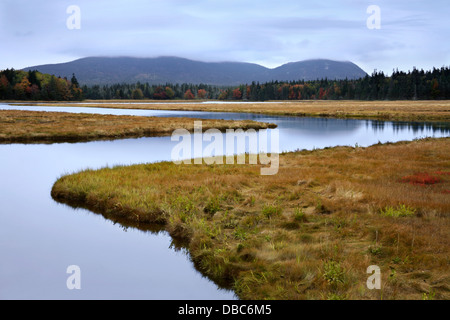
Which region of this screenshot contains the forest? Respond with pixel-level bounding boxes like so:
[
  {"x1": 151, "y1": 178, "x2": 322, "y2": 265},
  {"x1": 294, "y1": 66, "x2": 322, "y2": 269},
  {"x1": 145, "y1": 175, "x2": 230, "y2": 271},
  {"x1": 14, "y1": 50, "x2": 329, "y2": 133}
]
[
  {"x1": 0, "y1": 69, "x2": 82, "y2": 101},
  {"x1": 1, "y1": 67, "x2": 449, "y2": 101},
  {"x1": 79, "y1": 66, "x2": 450, "y2": 101}
]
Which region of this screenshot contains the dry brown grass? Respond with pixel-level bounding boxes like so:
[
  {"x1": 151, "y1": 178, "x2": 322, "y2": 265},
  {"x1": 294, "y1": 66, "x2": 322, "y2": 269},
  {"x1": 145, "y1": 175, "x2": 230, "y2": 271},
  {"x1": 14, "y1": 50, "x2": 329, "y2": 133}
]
[
  {"x1": 51, "y1": 137, "x2": 450, "y2": 300},
  {"x1": 0, "y1": 110, "x2": 275, "y2": 143},
  {"x1": 27, "y1": 100, "x2": 450, "y2": 121}
]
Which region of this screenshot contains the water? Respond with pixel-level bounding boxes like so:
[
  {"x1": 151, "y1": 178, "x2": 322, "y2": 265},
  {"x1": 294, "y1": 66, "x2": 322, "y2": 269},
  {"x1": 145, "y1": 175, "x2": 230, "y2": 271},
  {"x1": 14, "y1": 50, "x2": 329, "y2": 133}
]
[{"x1": 0, "y1": 103, "x2": 448, "y2": 300}]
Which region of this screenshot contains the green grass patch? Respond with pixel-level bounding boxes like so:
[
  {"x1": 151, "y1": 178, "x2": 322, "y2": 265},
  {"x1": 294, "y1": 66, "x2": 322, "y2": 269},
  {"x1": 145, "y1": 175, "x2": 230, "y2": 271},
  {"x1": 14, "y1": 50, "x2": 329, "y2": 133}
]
[{"x1": 380, "y1": 204, "x2": 416, "y2": 218}]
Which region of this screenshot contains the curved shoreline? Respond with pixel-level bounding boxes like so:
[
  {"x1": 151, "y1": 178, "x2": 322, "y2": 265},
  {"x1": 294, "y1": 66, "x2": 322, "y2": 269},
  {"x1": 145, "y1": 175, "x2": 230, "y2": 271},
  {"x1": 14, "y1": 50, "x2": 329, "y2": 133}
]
[
  {"x1": 51, "y1": 138, "x2": 450, "y2": 300},
  {"x1": 50, "y1": 187, "x2": 235, "y2": 291}
]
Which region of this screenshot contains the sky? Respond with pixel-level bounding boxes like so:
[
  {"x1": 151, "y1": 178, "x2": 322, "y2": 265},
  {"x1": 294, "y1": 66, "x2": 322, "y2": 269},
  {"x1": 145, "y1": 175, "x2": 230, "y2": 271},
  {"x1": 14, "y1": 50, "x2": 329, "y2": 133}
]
[{"x1": 1, "y1": 0, "x2": 449, "y2": 75}]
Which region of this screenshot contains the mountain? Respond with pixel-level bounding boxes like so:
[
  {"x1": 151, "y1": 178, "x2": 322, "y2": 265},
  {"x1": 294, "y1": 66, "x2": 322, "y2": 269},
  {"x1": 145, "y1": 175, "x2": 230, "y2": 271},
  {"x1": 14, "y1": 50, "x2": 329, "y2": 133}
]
[
  {"x1": 270, "y1": 60, "x2": 368, "y2": 82},
  {"x1": 22, "y1": 57, "x2": 367, "y2": 86}
]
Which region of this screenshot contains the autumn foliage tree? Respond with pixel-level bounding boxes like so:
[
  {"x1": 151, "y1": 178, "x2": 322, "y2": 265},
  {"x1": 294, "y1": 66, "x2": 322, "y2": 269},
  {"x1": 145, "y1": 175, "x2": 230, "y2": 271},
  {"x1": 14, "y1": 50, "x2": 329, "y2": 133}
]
[
  {"x1": 197, "y1": 89, "x2": 207, "y2": 99},
  {"x1": 232, "y1": 88, "x2": 242, "y2": 100},
  {"x1": 184, "y1": 89, "x2": 195, "y2": 100},
  {"x1": 0, "y1": 75, "x2": 10, "y2": 99},
  {"x1": 132, "y1": 88, "x2": 144, "y2": 99},
  {"x1": 217, "y1": 89, "x2": 228, "y2": 100},
  {"x1": 153, "y1": 86, "x2": 167, "y2": 99},
  {"x1": 165, "y1": 86, "x2": 175, "y2": 99},
  {"x1": 0, "y1": 69, "x2": 83, "y2": 101},
  {"x1": 14, "y1": 77, "x2": 31, "y2": 99}
]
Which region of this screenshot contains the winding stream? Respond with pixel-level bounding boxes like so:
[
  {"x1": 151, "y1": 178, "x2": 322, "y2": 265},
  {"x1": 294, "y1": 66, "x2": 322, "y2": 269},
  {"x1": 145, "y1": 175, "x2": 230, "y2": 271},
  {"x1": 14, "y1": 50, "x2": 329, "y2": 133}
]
[{"x1": 0, "y1": 103, "x2": 448, "y2": 300}]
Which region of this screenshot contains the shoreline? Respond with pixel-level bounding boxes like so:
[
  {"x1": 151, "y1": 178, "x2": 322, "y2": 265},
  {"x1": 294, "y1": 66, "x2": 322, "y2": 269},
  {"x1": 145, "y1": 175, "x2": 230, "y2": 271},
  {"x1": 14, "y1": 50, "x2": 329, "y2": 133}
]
[
  {"x1": 0, "y1": 109, "x2": 276, "y2": 144},
  {"x1": 51, "y1": 137, "x2": 450, "y2": 300}
]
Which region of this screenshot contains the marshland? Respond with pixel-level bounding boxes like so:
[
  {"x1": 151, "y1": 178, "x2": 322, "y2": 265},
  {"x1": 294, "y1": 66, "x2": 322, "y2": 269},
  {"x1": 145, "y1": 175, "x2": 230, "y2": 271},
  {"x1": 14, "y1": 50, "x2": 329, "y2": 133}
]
[
  {"x1": 0, "y1": 109, "x2": 275, "y2": 143},
  {"x1": 0, "y1": 101, "x2": 449, "y2": 300},
  {"x1": 52, "y1": 138, "x2": 450, "y2": 300},
  {"x1": 3, "y1": 0, "x2": 450, "y2": 303},
  {"x1": 27, "y1": 100, "x2": 450, "y2": 121}
]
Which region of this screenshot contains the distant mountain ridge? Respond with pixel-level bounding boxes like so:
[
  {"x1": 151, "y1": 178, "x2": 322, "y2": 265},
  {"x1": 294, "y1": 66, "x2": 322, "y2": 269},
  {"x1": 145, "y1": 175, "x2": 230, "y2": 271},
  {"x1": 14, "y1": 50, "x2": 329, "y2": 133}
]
[{"x1": 23, "y1": 56, "x2": 368, "y2": 86}]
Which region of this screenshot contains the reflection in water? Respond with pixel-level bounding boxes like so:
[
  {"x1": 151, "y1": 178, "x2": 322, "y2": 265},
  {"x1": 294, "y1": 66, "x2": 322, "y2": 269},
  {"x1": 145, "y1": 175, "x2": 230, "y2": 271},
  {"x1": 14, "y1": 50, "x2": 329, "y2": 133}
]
[
  {"x1": 0, "y1": 103, "x2": 448, "y2": 300},
  {"x1": 2, "y1": 103, "x2": 448, "y2": 136},
  {"x1": 54, "y1": 195, "x2": 189, "y2": 250},
  {"x1": 369, "y1": 120, "x2": 386, "y2": 132},
  {"x1": 54, "y1": 195, "x2": 235, "y2": 291},
  {"x1": 367, "y1": 119, "x2": 450, "y2": 135}
]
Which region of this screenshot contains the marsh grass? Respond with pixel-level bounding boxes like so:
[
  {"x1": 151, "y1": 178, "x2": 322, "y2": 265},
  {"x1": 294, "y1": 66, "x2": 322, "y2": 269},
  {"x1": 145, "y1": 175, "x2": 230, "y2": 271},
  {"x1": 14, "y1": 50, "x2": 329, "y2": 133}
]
[
  {"x1": 51, "y1": 138, "x2": 450, "y2": 300},
  {"x1": 0, "y1": 110, "x2": 275, "y2": 143},
  {"x1": 380, "y1": 205, "x2": 417, "y2": 218},
  {"x1": 32, "y1": 100, "x2": 450, "y2": 121}
]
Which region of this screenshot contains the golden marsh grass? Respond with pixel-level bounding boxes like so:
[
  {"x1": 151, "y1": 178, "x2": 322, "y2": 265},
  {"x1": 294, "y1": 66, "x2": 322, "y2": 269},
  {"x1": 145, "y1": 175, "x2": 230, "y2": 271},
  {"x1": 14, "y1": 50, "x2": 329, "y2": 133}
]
[
  {"x1": 0, "y1": 110, "x2": 275, "y2": 143},
  {"x1": 27, "y1": 100, "x2": 450, "y2": 121},
  {"x1": 51, "y1": 138, "x2": 450, "y2": 300}
]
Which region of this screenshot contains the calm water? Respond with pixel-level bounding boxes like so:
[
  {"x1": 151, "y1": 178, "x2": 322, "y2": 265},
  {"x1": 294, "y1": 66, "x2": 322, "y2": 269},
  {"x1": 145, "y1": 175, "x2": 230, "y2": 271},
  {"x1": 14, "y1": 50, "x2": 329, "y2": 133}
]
[{"x1": 0, "y1": 103, "x2": 449, "y2": 300}]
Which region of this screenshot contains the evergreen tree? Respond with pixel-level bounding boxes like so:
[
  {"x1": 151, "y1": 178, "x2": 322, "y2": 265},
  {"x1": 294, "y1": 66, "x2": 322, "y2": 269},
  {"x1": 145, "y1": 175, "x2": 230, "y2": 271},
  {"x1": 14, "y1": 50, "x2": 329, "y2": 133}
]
[{"x1": 71, "y1": 73, "x2": 80, "y2": 88}]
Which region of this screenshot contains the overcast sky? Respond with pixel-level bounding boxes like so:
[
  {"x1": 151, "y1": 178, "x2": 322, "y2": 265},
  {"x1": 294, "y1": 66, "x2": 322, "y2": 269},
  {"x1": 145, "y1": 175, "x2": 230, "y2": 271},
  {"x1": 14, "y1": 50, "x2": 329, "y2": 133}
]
[{"x1": 1, "y1": 0, "x2": 449, "y2": 74}]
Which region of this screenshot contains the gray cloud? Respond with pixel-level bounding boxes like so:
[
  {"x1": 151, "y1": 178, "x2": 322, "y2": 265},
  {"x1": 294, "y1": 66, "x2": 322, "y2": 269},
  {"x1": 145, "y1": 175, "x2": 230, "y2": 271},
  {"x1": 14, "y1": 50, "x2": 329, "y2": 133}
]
[{"x1": 1, "y1": 0, "x2": 449, "y2": 74}]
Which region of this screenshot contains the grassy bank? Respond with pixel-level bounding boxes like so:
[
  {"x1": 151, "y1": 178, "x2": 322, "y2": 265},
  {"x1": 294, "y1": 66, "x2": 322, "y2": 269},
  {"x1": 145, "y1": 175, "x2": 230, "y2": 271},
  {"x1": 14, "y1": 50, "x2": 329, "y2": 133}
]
[
  {"x1": 24, "y1": 100, "x2": 450, "y2": 121},
  {"x1": 51, "y1": 138, "x2": 450, "y2": 300},
  {"x1": 0, "y1": 110, "x2": 276, "y2": 144}
]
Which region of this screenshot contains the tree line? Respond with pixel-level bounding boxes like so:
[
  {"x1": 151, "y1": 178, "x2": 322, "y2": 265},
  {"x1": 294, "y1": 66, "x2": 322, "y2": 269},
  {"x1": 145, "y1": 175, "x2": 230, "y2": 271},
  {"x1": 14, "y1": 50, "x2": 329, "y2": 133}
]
[
  {"x1": 1, "y1": 66, "x2": 449, "y2": 101},
  {"x1": 217, "y1": 67, "x2": 450, "y2": 101},
  {"x1": 80, "y1": 66, "x2": 450, "y2": 101},
  {"x1": 80, "y1": 83, "x2": 223, "y2": 100},
  {"x1": 0, "y1": 69, "x2": 82, "y2": 101}
]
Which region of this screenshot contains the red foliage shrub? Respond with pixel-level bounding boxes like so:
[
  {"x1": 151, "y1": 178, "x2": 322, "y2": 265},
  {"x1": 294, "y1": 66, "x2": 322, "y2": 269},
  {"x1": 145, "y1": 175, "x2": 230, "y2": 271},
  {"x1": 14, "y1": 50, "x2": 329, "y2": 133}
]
[{"x1": 400, "y1": 172, "x2": 442, "y2": 186}]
